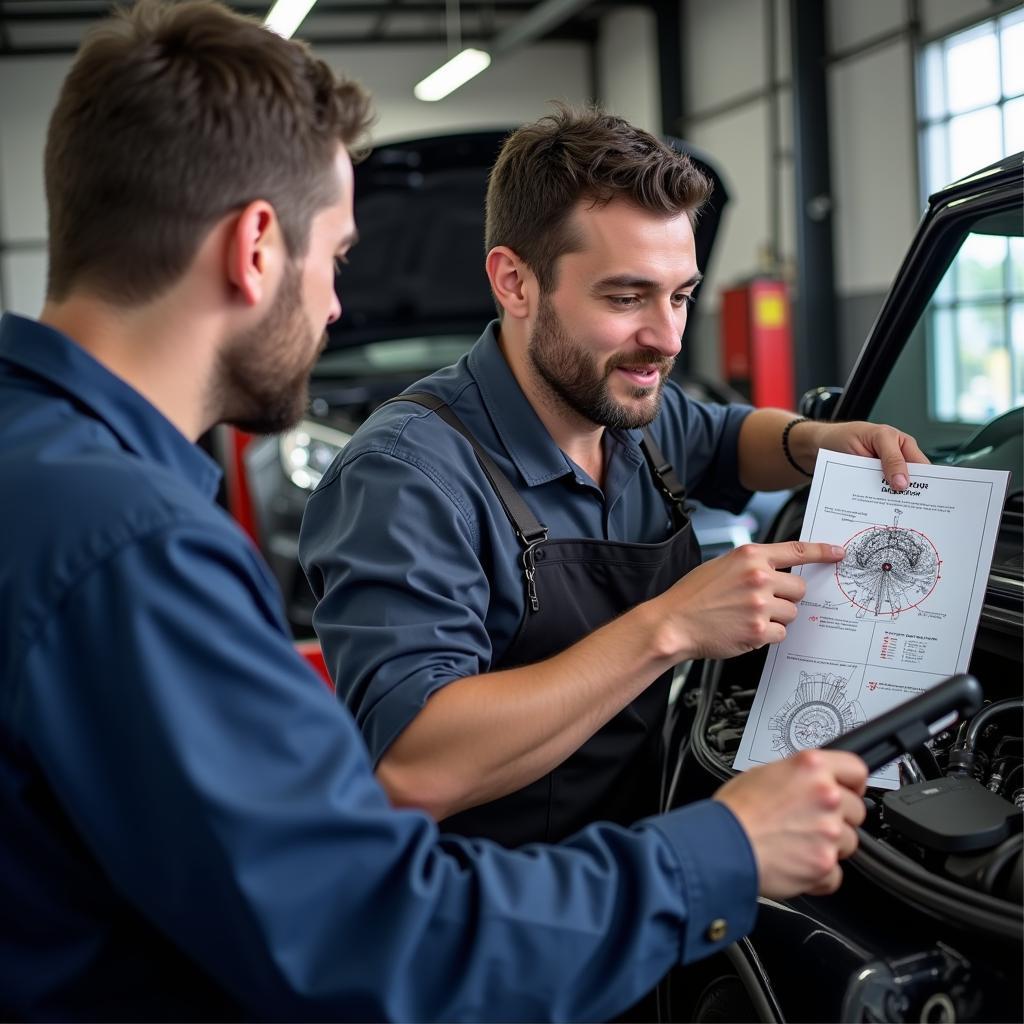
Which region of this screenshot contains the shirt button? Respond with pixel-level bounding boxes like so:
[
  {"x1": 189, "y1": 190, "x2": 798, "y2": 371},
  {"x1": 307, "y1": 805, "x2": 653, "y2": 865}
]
[{"x1": 706, "y1": 918, "x2": 728, "y2": 942}]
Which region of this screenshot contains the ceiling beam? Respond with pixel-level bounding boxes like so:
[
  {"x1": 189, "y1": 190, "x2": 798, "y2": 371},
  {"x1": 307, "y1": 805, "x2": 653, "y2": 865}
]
[
  {"x1": 0, "y1": 24, "x2": 597, "y2": 57},
  {"x1": 0, "y1": 0, "x2": 601, "y2": 56},
  {"x1": 490, "y1": 0, "x2": 593, "y2": 54},
  {"x1": 0, "y1": 2, "x2": 538, "y2": 20}
]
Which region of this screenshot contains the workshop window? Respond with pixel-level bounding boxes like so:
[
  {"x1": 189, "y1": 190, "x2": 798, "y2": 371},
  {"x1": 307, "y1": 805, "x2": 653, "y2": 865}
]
[{"x1": 918, "y1": 9, "x2": 1024, "y2": 424}]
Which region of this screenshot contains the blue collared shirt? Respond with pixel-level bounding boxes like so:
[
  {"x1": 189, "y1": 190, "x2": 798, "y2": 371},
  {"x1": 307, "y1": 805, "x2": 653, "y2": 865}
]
[
  {"x1": 300, "y1": 322, "x2": 753, "y2": 764},
  {"x1": 0, "y1": 312, "x2": 756, "y2": 1020}
]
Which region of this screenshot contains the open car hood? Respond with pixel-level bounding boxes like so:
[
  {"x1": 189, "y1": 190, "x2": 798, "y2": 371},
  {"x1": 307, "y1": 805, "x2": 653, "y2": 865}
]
[{"x1": 326, "y1": 128, "x2": 730, "y2": 350}]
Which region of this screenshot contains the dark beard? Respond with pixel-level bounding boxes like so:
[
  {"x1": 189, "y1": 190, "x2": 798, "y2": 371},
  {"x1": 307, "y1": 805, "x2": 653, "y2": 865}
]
[
  {"x1": 215, "y1": 261, "x2": 325, "y2": 435},
  {"x1": 527, "y1": 294, "x2": 673, "y2": 430}
]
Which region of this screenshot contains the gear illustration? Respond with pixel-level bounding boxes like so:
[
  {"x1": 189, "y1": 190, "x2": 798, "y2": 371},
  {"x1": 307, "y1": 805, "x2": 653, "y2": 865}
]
[
  {"x1": 769, "y1": 672, "x2": 866, "y2": 756},
  {"x1": 835, "y1": 510, "x2": 940, "y2": 619}
]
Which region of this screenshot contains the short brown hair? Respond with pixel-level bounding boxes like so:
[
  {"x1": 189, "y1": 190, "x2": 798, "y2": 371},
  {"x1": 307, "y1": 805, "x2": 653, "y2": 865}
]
[
  {"x1": 44, "y1": 0, "x2": 374, "y2": 305},
  {"x1": 485, "y1": 104, "x2": 711, "y2": 292}
]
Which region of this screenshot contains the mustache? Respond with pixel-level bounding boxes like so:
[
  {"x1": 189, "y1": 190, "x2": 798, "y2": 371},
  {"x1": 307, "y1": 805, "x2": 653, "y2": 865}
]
[{"x1": 605, "y1": 351, "x2": 675, "y2": 375}]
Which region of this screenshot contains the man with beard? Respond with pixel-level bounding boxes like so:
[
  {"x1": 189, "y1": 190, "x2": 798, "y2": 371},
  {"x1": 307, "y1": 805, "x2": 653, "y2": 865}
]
[
  {"x1": 0, "y1": 6, "x2": 873, "y2": 1021},
  {"x1": 300, "y1": 106, "x2": 925, "y2": 851}
]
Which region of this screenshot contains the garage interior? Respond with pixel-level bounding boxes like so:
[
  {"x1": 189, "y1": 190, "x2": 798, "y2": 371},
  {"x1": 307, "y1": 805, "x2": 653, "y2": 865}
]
[
  {"x1": 0, "y1": 0, "x2": 1021, "y2": 1021},
  {"x1": 2, "y1": 0, "x2": 1022, "y2": 402}
]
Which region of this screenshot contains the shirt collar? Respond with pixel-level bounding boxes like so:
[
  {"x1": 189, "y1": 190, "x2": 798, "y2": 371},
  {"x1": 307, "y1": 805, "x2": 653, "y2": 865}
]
[
  {"x1": 0, "y1": 312, "x2": 222, "y2": 498},
  {"x1": 466, "y1": 320, "x2": 645, "y2": 487}
]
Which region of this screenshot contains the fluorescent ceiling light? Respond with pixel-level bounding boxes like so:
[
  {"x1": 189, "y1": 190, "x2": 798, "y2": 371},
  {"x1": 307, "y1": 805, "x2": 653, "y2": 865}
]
[
  {"x1": 264, "y1": 0, "x2": 318, "y2": 39},
  {"x1": 414, "y1": 48, "x2": 491, "y2": 101}
]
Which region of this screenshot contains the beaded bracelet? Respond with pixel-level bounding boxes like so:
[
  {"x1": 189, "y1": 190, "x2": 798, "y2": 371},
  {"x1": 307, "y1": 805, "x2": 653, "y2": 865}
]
[{"x1": 782, "y1": 417, "x2": 813, "y2": 477}]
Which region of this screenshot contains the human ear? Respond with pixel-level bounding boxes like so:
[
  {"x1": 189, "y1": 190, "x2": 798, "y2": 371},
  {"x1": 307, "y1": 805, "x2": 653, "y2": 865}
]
[
  {"x1": 485, "y1": 246, "x2": 533, "y2": 319},
  {"x1": 225, "y1": 200, "x2": 281, "y2": 307}
]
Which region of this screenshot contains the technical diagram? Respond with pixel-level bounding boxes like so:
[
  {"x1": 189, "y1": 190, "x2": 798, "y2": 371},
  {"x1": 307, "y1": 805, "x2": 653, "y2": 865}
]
[
  {"x1": 835, "y1": 510, "x2": 940, "y2": 619},
  {"x1": 768, "y1": 672, "x2": 866, "y2": 755},
  {"x1": 734, "y1": 451, "x2": 1009, "y2": 788}
]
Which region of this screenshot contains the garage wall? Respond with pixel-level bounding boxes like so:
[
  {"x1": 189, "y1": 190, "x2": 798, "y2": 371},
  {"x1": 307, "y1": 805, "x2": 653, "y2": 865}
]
[
  {"x1": 1, "y1": 0, "x2": 1016, "y2": 368},
  {"x1": 0, "y1": 55, "x2": 70, "y2": 319},
  {"x1": 680, "y1": 0, "x2": 789, "y2": 382},
  {"x1": 679, "y1": 0, "x2": 921, "y2": 385},
  {"x1": 0, "y1": 40, "x2": 591, "y2": 317},
  {"x1": 678, "y1": 0, "x2": 1021, "y2": 394},
  {"x1": 827, "y1": 14, "x2": 918, "y2": 381},
  {"x1": 596, "y1": 7, "x2": 660, "y2": 133}
]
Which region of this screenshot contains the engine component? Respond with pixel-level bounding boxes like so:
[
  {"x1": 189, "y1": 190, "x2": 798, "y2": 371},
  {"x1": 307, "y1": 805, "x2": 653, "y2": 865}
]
[
  {"x1": 840, "y1": 947, "x2": 979, "y2": 1023},
  {"x1": 882, "y1": 775, "x2": 1022, "y2": 852}
]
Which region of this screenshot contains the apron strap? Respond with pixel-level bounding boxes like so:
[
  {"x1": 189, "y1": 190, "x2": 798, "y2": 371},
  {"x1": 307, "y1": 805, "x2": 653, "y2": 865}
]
[
  {"x1": 639, "y1": 428, "x2": 692, "y2": 524},
  {"x1": 380, "y1": 392, "x2": 549, "y2": 548}
]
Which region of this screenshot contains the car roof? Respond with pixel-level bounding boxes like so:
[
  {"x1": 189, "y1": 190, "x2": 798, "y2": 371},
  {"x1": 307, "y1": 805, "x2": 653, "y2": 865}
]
[{"x1": 926, "y1": 150, "x2": 1024, "y2": 209}]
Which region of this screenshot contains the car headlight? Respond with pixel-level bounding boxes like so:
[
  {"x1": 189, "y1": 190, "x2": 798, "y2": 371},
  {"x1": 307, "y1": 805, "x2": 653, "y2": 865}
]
[{"x1": 279, "y1": 420, "x2": 352, "y2": 490}]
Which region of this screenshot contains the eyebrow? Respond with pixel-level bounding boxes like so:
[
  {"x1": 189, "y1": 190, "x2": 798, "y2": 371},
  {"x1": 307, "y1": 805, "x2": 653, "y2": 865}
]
[{"x1": 591, "y1": 271, "x2": 703, "y2": 292}]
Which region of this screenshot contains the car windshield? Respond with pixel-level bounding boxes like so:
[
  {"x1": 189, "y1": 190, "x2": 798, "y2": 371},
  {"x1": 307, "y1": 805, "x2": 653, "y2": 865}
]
[
  {"x1": 869, "y1": 208, "x2": 1023, "y2": 471},
  {"x1": 313, "y1": 335, "x2": 477, "y2": 378}
]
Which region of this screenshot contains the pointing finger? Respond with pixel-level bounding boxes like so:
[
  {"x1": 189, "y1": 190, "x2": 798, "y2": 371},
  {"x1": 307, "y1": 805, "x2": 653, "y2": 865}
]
[{"x1": 766, "y1": 541, "x2": 846, "y2": 570}]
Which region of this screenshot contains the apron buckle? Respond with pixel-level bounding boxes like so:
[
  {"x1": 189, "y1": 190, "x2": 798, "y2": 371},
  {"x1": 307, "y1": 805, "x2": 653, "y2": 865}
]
[{"x1": 519, "y1": 533, "x2": 547, "y2": 614}]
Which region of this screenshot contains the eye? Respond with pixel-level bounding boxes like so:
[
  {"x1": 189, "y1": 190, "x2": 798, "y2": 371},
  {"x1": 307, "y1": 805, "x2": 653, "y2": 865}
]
[
  {"x1": 334, "y1": 254, "x2": 349, "y2": 275},
  {"x1": 673, "y1": 292, "x2": 696, "y2": 308},
  {"x1": 608, "y1": 295, "x2": 641, "y2": 308}
]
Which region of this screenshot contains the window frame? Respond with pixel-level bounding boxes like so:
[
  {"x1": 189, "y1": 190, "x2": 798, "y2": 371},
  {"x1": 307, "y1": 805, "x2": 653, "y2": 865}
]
[{"x1": 915, "y1": 9, "x2": 1024, "y2": 427}]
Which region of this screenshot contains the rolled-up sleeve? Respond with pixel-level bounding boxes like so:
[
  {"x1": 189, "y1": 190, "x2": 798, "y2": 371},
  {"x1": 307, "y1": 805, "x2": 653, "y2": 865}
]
[
  {"x1": 17, "y1": 517, "x2": 758, "y2": 1022},
  {"x1": 300, "y1": 434, "x2": 495, "y2": 765}
]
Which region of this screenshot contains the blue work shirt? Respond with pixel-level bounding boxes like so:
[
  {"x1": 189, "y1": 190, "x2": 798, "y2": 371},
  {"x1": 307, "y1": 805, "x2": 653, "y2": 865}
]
[
  {"x1": 0, "y1": 312, "x2": 757, "y2": 1021},
  {"x1": 300, "y1": 322, "x2": 753, "y2": 765}
]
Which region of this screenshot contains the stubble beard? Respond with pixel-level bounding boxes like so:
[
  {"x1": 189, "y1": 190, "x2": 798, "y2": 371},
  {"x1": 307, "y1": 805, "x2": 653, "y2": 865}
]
[
  {"x1": 215, "y1": 260, "x2": 326, "y2": 435},
  {"x1": 526, "y1": 293, "x2": 674, "y2": 431}
]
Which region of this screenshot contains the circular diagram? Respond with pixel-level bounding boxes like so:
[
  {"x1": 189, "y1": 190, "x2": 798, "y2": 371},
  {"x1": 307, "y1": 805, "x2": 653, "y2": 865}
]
[
  {"x1": 769, "y1": 672, "x2": 865, "y2": 756},
  {"x1": 835, "y1": 514, "x2": 940, "y2": 619}
]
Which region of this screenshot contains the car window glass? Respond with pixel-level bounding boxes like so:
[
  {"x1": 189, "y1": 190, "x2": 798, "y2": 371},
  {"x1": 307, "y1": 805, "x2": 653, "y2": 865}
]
[{"x1": 869, "y1": 209, "x2": 1023, "y2": 470}]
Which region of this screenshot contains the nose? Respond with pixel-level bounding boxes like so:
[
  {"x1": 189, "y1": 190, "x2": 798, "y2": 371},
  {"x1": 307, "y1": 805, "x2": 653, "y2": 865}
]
[
  {"x1": 327, "y1": 288, "x2": 342, "y2": 326},
  {"x1": 636, "y1": 298, "x2": 685, "y2": 358}
]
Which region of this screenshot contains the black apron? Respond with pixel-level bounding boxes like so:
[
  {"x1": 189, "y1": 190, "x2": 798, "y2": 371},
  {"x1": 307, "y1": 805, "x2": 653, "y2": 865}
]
[{"x1": 391, "y1": 393, "x2": 703, "y2": 847}]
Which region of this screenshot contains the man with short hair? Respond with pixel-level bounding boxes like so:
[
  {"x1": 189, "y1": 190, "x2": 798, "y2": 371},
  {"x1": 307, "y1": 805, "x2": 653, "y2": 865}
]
[
  {"x1": 1, "y1": 7, "x2": 868, "y2": 1019},
  {"x1": 300, "y1": 106, "x2": 924, "y2": 847}
]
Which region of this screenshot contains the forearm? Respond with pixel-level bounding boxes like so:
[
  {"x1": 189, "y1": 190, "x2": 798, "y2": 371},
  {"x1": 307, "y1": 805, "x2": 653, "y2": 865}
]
[
  {"x1": 737, "y1": 408, "x2": 820, "y2": 491},
  {"x1": 738, "y1": 410, "x2": 927, "y2": 493},
  {"x1": 377, "y1": 599, "x2": 684, "y2": 820}
]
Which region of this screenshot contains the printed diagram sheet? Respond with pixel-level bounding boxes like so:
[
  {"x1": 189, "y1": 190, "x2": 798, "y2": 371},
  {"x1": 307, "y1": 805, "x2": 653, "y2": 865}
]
[{"x1": 733, "y1": 450, "x2": 1009, "y2": 788}]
